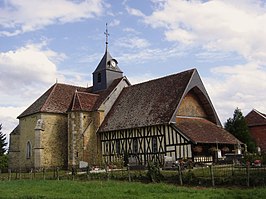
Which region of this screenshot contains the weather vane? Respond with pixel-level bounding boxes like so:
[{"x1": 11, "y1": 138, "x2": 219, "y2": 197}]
[{"x1": 104, "y1": 23, "x2": 109, "y2": 48}]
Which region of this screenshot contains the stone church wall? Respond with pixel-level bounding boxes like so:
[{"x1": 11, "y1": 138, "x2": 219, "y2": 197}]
[
  {"x1": 41, "y1": 113, "x2": 68, "y2": 168},
  {"x1": 8, "y1": 133, "x2": 20, "y2": 169},
  {"x1": 17, "y1": 114, "x2": 39, "y2": 169},
  {"x1": 9, "y1": 113, "x2": 68, "y2": 170},
  {"x1": 68, "y1": 111, "x2": 104, "y2": 168}
]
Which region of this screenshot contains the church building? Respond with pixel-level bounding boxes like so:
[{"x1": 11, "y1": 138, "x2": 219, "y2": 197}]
[{"x1": 8, "y1": 32, "x2": 241, "y2": 170}]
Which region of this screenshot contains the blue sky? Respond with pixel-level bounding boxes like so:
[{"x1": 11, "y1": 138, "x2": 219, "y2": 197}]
[{"x1": 0, "y1": 0, "x2": 266, "y2": 144}]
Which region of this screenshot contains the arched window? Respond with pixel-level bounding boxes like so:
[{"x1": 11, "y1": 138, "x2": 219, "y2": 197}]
[{"x1": 26, "y1": 141, "x2": 32, "y2": 159}]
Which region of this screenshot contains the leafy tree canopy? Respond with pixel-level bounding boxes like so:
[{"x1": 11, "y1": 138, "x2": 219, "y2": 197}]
[
  {"x1": 0, "y1": 124, "x2": 7, "y2": 155},
  {"x1": 224, "y1": 108, "x2": 256, "y2": 152}
]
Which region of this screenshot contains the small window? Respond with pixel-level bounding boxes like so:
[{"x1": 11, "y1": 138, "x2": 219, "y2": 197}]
[
  {"x1": 116, "y1": 140, "x2": 120, "y2": 154},
  {"x1": 97, "y1": 73, "x2": 101, "y2": 83},
  {"x1": 152, "y1": 137, "x2": 157, "y2": 153},
  {"x1": 133, "y1": 139, "x2": 138, "y2": 154},
  {"x1": 105, "y1": 142, "x2": 109, "y2": 153},
  {"x1": 26, "y1": 141, "x2": 32, "y2": 159}
]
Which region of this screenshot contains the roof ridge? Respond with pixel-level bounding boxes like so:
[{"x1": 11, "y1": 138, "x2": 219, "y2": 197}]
[
  {"x1": 176, "y1": 116, "x2": 203, "y2": 119},
  {"x1": 253, "y1": 109, "x2": 266, "y2": 119},
  {"x1": 124, "y1": 68, "x2": 196, "y2": 89},
  {"x1": 71, "y1": 90, "x2": 78, "y2": 111},
  {"x1": 76, "y1": 90, "x2": 83, "y2": 110},
  {"x1": 76, "y1": 90, "x2": 99, "y2": 96},
  {"x1": 40, "y1": 83, "x2": 57, "y2": 112},
  {"x1": 56, "y1": 82, "x2": 90, "y2": 90}
]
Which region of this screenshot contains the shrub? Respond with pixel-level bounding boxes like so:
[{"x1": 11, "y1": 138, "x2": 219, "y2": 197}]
[
  {"x1": 146, "y1": 161, "x2": 163, "y2": 183},
  {"x1": 0, "y1": 154, "x2": 8, "y2": 171}
]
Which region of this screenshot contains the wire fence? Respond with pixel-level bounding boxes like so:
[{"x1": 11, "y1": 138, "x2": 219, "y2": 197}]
[{"x1": 1, "y1": 164, "x2": 266, "y2": 187}]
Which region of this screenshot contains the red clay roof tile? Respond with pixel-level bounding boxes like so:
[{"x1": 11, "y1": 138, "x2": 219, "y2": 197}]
[
  {"x1": 175, "y1": 117, "x2": 241, "y2": 144},
  {"x1": 99, "y1": 69, "x2": 195, "y2": 132}
]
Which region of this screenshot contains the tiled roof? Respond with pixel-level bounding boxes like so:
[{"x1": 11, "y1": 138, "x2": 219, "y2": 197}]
[
  {"x1": 18, "y1": 77, "x2": 125, "y2": 118},
  {"x1": 175, "y1": 117, "x2": 241, "y2": 144},
  {"x1": 99, "y1": 69, "x2": 195, "y2": 132},
  {"x1": 18, "y1": 83, "x2": 89, "y2": 118},
  {"x1": 92, "y1": 77, "x2": 125, "y2": 110},
  {"x1": 70, "y1": 91, "x2": 99, "y2": 112},
  {"x1": 245, "y1": 109, "x2": 266, "y2": 127}
]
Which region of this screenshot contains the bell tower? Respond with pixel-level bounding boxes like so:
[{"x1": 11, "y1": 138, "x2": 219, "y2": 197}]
[{"x1": 92, "y1": 24, "x2": 123, "y2": 92}]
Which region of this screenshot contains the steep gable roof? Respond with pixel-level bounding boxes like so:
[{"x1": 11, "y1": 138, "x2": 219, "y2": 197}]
[
  {"x1": 70, "y1": 91, "x2": 99, "y2": 112},
  {"x1": 93, "y1": 49, "x2": 122, "y2": 74},
  {"x1": 18, "y1": 83, "x2": 89, "y2": 118},
  {"x1": 245, "y1": 109, "x2": 266, "y2": 126},
  {"x1": 99, "y1": 69, "x2": 195, "y2": 132},
  {"x1": 175, "y1": 117, "x2": 241, "y2": 144}
]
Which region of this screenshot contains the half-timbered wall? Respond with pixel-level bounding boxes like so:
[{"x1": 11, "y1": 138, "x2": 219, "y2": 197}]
[{"x1": 100, "y1": 124, "x2": 192, "y2": 166}]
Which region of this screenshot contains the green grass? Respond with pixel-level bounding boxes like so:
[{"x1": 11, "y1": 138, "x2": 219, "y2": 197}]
[{"x1": 0, "y1": 180, "x2": 265, "y2": 199}]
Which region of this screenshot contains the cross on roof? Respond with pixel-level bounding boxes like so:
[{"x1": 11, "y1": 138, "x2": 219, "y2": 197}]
[{"x1": 104, "y1": 23, "x2": 109, "y2": 48}]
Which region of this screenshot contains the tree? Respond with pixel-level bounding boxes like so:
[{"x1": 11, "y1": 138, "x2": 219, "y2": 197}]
[
  {"x1": 0, "y1": 124, "x2": 7, "y2": 155},
  {"x1": 224, "y1": 108, "x2": 256, "y2": 152}
]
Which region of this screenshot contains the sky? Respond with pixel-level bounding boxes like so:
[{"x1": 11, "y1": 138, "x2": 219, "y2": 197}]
[{"x1": 0, "y1": 0, "x2": 266, "y2": 147}]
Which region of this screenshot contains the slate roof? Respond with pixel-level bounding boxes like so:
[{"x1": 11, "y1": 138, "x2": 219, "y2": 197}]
[
  {"x1": 245, "y1": 109, "x2": 266, "y2": 127},
  {"x1": 175, "y1": 117, "x2": 241, "y2": 144},
  {"x1": 18, "y1": 78, "x2": 124, "y2": 118},
  {"x1": 99, "y1": 69, "x2": 195, "y2": 132},
  {"x1": 93, "y1": 49, "x2": 122, "y2": 74}
]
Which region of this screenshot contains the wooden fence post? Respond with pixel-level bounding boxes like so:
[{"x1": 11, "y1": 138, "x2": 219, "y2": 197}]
[
  {"x1": 86, "y1": 166, "x2": 90, "y2": 180},
  {"x1": 30, "y1": 168, "x2": 33, "y2": 180},
  {"x1": 56, "y1": 167, "x2": 59, "y2": 180},
  {"x1": 210, "y1": 165, "x2": 215, "y2": 187},
  {"x1": 15, "y1": 169, "x2": 18, "y2": 180},
  {"x1": 8, "y1": 169, "x2": 11, "y2": 181},
  {"x1": 178, "y1": 164, "x2": 183, "y2": 186},
  {"x1": 72, "y1": 167, "x2": 75, "y2": 181},
  {"x1": 19, "y1": 168, "x2": 21, "y2": 180},
  {"x1": 127, "y1": 164, "x2": 131, "y2": 182},
  {"x1": 246, "y1": 162, "x2": 250, "y2": 187},
  {"x1": 43, "y1": 168, "x2": 46, "y2": 180}
]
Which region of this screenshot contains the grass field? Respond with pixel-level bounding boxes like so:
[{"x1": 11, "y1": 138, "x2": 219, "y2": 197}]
[{"x1": 0, "y1": 180, "x2": 265, "y2": 199}]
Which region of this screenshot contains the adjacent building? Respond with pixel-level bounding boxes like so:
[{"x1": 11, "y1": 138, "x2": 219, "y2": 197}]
[{"x1": 245, "y1": 109, "x2": 266, "y2": 153}]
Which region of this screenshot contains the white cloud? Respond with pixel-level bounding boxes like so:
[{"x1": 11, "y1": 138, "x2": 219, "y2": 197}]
[
  {"x1": 204, "y1": 62, "x2": 266, "y2": 123},
  {"x1": 140, "y1": 0, "x2": 266, "y2": 65},
  {"x1": 0, "y1": 106, "x2": 26, "y2": 149},
  {"x1": 125, "y1": 0, "x2": 266, "y2": 123},
  {"x1": 128, "y1": 73, "x2": 159, "y2": 85},
  {"x1": 126, "y1": 6, "x2": 145, "y2": 17},
  {"x1": 117, "y1": 45, "x2": 185, "y2": 64},
  {"x1": 109, "y1": 19, "x2": 120, "y2": 27},
  {"x1": 0, "y1": 43, "x2": 59, "y2": 99},
  {"x1": 0, "y1": 0, "x2": 104, "y2": 36},
  {"x1": 116, "y1": 36, "x2": 150, "y2": 49}
]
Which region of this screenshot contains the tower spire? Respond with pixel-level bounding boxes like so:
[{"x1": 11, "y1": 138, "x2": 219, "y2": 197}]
[{"x1": 104, "y1": 23, "x2": 109, "y2": 51}]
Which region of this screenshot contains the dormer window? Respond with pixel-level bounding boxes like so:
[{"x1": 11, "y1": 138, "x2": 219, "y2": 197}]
[{"x1": 97, "y1": 73, "x2": 102, "y2": 83}]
